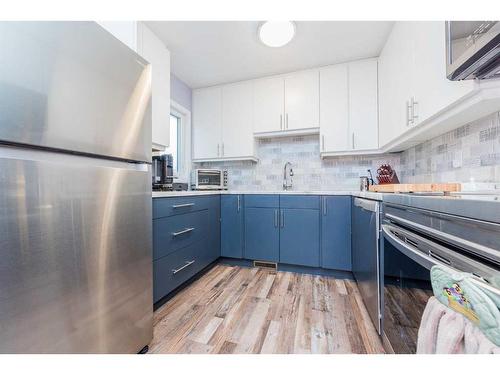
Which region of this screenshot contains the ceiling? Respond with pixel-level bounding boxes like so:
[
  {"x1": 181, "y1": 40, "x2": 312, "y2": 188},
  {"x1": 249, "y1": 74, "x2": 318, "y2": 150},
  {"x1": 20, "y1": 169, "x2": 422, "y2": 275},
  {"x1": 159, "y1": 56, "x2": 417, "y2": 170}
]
[{"x1": 146, "y1": 21, "x2": 394, "y2": 89}]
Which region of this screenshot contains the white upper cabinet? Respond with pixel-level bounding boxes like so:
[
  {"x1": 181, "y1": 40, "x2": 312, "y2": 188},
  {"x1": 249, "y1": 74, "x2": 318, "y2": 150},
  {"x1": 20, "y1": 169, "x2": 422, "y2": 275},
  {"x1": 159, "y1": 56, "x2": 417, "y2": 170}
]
[
  {"x1": 379, "y1": 21, "x2": 479, "y2": 150},
  {"x1": 320, "y1": 58, "x2": 378, "y2": 156},
  {"x1": 222, "y1": 81, "x2": 255, "y2": 159},
  {"x1": 253, "y1": 76, "x2": 284, "y2": 133},
  {"x1": 349, "y1": 59, "x2": 379, "y2": 151},
  {"x1": 192, "y1": 86, "x2": 222, "y2": 160},
  {"x1": 192, "y1": 82, "x2": 257, "y2": 162},
  {"x1": 284, "y1": 70, "x2": 320, "y2": 131},
  {"x1": 378, "y1": 22, "x2": 415, "y2": 148},
  {"x1": 319, "y1": 63, "x2": 350, "y2": 153},
  {"x1": 412, "y1": 22, "x2": 475, "y2": 126},
  {"x1": 137, "y1": 23, "x2": 171, "y2": 150},
  {"x1": 253, "y1": 70, "x2": 319, "y2": 136}
]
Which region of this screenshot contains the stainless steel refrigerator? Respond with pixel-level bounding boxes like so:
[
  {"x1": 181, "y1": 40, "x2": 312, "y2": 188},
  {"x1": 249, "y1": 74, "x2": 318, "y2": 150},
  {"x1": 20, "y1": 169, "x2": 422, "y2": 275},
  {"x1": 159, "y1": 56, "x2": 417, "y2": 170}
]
[{"x1": 0, "y1": 22, "x2": 153, "y2": 353}]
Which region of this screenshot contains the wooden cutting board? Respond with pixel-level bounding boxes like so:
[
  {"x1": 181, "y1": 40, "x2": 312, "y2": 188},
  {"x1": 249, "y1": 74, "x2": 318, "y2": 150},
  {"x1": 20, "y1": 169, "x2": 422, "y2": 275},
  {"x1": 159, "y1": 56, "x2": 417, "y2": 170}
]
[{"x1": 369, "y1": 183, "x2": 461, "y2": 193}]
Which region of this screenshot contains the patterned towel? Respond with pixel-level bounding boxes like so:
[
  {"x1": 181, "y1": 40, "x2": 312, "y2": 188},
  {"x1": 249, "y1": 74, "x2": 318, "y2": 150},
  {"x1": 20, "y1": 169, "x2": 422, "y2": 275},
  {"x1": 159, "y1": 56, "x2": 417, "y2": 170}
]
[
  {"x1": 417, "y1": 297, "x2": 500, "y2": 354},
  {"x1": 430, "y1": 265, "x2": 500, "y2": 346}
]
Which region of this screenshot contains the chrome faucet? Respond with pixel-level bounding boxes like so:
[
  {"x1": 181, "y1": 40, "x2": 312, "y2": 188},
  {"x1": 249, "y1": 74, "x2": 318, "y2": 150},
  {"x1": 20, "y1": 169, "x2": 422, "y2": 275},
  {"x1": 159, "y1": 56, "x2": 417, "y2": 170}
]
[{"x1": 283, "y1": 162, "x2": 294, "y2": 191}]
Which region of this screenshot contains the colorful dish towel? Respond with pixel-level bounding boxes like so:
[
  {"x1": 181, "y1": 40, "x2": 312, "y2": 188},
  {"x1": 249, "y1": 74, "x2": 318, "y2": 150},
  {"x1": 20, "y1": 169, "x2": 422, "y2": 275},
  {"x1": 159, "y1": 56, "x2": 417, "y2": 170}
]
[
  {"x1": 417, "y1": 297, "x2": 500, "y2": 353},
  {"x1": 416, "y1": 265, "x2": 500, "y2": 353}
]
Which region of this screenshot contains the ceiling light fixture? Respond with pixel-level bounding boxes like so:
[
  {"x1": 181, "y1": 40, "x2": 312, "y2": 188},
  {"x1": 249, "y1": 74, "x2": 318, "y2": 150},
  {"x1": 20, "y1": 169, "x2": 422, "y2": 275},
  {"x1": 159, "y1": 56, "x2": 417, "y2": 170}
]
[{"x1": 258, "y1": 21, "x2": 296, "y2": 48}]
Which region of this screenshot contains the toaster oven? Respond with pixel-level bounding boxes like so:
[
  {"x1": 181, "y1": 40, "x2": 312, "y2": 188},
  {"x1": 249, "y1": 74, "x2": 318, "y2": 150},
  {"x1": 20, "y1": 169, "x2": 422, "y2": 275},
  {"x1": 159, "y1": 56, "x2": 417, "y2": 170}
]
[{"x1": 191, "y1": 169, "x2": 228, "y2": 190}]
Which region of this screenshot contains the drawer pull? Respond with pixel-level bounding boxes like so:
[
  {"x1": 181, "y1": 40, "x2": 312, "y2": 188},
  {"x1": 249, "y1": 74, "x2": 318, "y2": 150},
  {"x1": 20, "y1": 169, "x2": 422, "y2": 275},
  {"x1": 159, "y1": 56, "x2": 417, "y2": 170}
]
[
  {"x1": 172, "y1": 260, "x2": 195, "y2": 275},
  {"x1": 172, "y1": 227, "x2": 195, "y2": 237},
  {"x1": 172, "y1": 203, "x2": 194, "y2": 209}
]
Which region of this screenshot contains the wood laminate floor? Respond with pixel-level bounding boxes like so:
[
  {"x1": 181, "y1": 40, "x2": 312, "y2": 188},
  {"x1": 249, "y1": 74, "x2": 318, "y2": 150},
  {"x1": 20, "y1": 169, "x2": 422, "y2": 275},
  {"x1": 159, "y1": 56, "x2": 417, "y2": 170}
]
[{"x1": 150, "y1": 264, "x2": 385, "y2": 354}]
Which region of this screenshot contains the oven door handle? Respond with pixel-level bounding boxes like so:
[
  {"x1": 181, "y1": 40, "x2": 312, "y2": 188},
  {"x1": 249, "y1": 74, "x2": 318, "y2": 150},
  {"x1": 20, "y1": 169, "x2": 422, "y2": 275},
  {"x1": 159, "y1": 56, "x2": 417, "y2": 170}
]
[
  {"x1": 382, "y1": 224, "x2": 448, "y2": 271},
  {"x1": 382, "y1": 223, "x2": 500, "y2": 297}
]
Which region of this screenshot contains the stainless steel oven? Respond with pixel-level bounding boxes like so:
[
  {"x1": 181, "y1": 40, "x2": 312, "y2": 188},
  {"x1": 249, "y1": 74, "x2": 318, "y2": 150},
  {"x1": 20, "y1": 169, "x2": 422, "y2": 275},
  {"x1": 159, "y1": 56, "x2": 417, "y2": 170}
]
[
  {"x1": 381, "y1": 203, "x2": 500, "y2": 354},
  {"x1": 446, "y1": 21, "x2": 500, "y2": 80},
  {"x1": 191, "y1": 169, "x2": 228, "y2": 190}
]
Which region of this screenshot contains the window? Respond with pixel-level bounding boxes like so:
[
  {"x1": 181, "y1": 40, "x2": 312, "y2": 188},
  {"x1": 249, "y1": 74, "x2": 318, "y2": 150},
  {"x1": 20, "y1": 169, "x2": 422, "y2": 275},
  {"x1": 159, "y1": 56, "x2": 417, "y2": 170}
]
[
  {"x1": 160, "y1": 100, "x2": 191, "y2": 182},
  {"x1": 164, "y1": 113, "x2": 181, "y2": 175}
]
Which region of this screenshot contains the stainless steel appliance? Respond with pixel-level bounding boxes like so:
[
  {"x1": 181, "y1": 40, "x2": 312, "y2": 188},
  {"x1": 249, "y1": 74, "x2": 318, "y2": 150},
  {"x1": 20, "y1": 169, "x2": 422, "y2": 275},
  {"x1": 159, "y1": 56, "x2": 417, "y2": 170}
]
[
  {"x1": 381, "y1": 202, "x2": 500, "y2": 354},
  {"x1": 191, "y1": 168, "x2": 228, "y2": 190},
  {"x1": 152, "y1": 153, "x2": 173, "y2": 191},
  {"x1": 0, "y1": 22, "x2": 153, "y2": 353},
  {"x1": 352, "y1": 198, "x2": 381, "y2": 334},
  {"x1": 446, "y1": 21, "x2": 500, "y2": 80}
]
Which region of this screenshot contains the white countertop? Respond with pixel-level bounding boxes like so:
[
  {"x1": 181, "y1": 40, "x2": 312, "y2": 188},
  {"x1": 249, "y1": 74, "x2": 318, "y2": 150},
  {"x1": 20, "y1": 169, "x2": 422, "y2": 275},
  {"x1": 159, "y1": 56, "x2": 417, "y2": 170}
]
[{"x1": 152, "y1": 190, "x2": 384, "y2": 200}]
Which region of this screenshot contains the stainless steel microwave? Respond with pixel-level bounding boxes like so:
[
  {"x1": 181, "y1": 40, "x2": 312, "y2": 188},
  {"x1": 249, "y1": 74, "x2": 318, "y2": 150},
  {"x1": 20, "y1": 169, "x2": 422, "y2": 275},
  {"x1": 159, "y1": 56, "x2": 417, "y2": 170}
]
[
  {"x1": 446, "y1": 21, "x2": 500, "y2": 80},
  {"x1": 191, "y1": 169, "x2": 228, "y2": 190}
]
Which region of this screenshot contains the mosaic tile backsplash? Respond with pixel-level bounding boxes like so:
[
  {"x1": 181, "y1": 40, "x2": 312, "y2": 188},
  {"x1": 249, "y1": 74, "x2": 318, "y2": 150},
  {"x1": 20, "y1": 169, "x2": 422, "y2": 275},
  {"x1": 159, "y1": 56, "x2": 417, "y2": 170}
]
[{"x1": 196, "y1": 111, "x2": 500, "y2": 191}]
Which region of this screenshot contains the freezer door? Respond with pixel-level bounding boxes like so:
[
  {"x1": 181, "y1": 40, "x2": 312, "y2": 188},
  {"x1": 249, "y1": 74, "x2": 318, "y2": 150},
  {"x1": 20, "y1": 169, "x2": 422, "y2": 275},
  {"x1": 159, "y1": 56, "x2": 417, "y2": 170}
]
[
  {"x1": 0, "y1": 147, "x2": 152, "y2": 353},
  {"x1": 0, "y1": 22, "x2": 151, "y2": 163}
]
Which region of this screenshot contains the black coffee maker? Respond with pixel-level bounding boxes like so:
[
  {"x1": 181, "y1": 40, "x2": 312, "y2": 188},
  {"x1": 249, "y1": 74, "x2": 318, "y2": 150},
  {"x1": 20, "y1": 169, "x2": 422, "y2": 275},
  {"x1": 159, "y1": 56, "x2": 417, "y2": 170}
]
[{"x1": 152, "y1": 154, "x2": 173, "y2": 191}]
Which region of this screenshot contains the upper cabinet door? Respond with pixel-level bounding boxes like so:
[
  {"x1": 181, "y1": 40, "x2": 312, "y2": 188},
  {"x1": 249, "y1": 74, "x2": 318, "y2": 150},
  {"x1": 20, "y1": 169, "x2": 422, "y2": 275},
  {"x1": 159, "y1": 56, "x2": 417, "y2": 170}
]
[
  {"x1": 349, "y1": 58, "x2": 379, "y2": 150},
  {"x1": 222, "y1": 81, "x2": 254, "y2": 158},
  {"x1": 284, "y1": 70, "x2": 320, "y2": 131},
  {"x1": 319, "y1": 64, "x2": 350, "y2": 152},
  {"x1": 253, "y1": 76, "x2": 284, "y2": 134},
  {"x1": 137, "y1": 23, "x2": 171, "y2": 150},
  {"x1": 192, "y1": 87, "x2": 222, "y2": 160},
  {"x1": 378, "y1": 22, "x2": 415, "y2": 148},
  {"x1": 412, "y1": 22, "x2": 475, "y2": 126}
]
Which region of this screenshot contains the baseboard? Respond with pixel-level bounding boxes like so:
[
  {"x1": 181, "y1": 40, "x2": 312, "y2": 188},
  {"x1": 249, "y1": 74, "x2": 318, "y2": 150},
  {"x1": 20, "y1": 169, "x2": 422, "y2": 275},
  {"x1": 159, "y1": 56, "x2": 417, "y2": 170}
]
[{"x1": 218, "y1": 257, "x2": 354, "y2": 279}]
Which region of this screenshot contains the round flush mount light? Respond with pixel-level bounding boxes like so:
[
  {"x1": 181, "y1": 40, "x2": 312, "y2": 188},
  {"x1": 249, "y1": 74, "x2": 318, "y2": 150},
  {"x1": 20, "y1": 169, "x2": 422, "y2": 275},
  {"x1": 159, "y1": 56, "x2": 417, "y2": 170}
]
[{"x1": 258, "y1": 21, "x2": 296, "y2": 48}]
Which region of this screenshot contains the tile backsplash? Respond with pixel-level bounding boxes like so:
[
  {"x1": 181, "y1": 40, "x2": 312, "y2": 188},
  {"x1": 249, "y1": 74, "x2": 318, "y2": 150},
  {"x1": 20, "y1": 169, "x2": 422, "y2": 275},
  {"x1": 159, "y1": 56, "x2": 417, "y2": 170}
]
[
  {"x1": 400, "y1": 111, "x2": 500, "y2": 190},
  {"x1": 196, "y1": 111, "x2": 500, "y2": 191}
]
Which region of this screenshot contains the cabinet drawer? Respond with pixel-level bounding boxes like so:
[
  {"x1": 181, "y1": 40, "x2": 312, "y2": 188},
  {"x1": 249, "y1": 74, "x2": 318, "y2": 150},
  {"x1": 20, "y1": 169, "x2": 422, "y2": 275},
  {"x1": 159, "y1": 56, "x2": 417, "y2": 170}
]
[
  {"x1": 153, "y1": 242, "x2": 199, "y2": 302},
  {"x1": 153, "y1": 210, "x2": 209, "y2": 260},
  {"x1": 153, "y1": 240, "x2": 218, "y2": 302},
  {"x1": 244, "y1": 194, "x2": 279, "y2": 208},
  {"x1": 279, "y1": 195, "x2": 320, "y2": 210},
  {"x1": 153, "y1": 195, "x2": 215, "y2": 219}
]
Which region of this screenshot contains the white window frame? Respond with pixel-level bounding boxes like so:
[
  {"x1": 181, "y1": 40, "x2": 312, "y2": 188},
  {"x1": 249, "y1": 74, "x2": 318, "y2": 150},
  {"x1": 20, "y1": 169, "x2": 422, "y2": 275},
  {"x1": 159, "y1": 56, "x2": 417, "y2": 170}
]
[{"x1": 170, "y1": 99, "x2": 191, "y2": 183}]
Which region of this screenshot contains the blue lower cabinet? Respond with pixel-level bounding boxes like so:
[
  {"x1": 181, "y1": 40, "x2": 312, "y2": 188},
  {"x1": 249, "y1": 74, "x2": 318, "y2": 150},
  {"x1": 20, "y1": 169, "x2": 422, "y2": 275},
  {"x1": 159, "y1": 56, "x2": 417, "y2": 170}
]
[
  {"x1": 321, "y1": 196, "x2": 352, "y2": 271},
  {"x1": 152, "y1": 195, "x2": 220, "y2": 303},
  {"x1": 244, "y1": 207, "x2": 280, "y2": 262},
  {"x1": 279, "y1": 208, "x2": 320, "y2": 267},
  {"x1": 221, "y1": 195, "x2": 243, "y2": 258}
]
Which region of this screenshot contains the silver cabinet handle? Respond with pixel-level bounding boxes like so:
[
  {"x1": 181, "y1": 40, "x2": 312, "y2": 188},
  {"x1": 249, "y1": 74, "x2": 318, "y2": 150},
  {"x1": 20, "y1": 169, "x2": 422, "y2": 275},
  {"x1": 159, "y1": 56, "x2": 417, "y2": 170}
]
[
  {"x1": 172, "y1": 227, "x2": 195, "y2": 237},
  {"x1": 406, "y1": 99, "x2": 413, "y2": 127},
  {"x1": 222, "y1": 142, "x2": 224, "y2": 157},
  {"x1": 280, "y1": 210, "x2": 284, "y2": 228},
  {"x1": 280, "y1": 114, "x2": 283, "y2": 130},
  {"x1": 237, "y1": 195, "x2": 240, "y2": 212},
  {"x1": 172, "y1": 260, "x2": 195, "y2": 275},
  {"x1": 323, "y1": 197, "x2": 327, "y2": 216},
  {"x1": 352, "y1": 133, "x2": 355, "y2": 149},
  {"x1": 321, "y1": 135, "x2": 325, "y2": 151},
  {"x1": 172, "y1": 203, "x2": 194, "y2": 209},
  {"x1": 286, "y1": 113, "x2": 289, "y2": 129},
  {"x1": 274, "y1": 209, "x2": 278, "y2": 228},
  {"x1": 217, "y1": 143, "x2": 220, "y2": 157},
  {"x1": 412, "y1": 97, "x2": 418, "y2": 122}
]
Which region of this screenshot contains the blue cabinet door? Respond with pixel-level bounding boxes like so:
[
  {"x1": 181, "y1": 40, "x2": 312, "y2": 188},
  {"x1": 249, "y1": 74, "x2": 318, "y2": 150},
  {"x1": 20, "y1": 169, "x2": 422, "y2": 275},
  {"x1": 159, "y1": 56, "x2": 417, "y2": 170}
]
[
  {"x1": 244, "y1": 207, "x2": 280, "y2": 262},
  {"x1": 279, "y1": 208, "x2": 320, "y2": 267},
  {"x1": 321, "y1": 196, "x2": 352, "y2": 271},
  {"x1": 221, "y1": 195, "x2": 243, "y2": 258}
]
